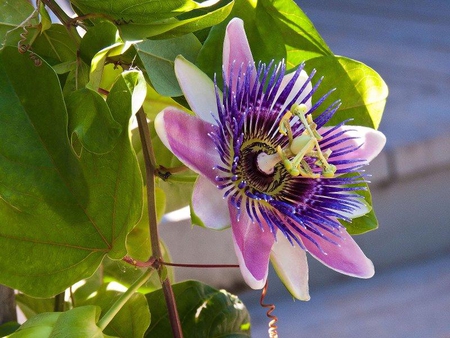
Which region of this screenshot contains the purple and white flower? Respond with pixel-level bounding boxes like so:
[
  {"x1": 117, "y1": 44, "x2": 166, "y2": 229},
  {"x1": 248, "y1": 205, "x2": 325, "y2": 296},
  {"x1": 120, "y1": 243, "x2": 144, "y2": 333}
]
[{"x1": 155, "y1": 18, "x2": 386, "y2": 300}]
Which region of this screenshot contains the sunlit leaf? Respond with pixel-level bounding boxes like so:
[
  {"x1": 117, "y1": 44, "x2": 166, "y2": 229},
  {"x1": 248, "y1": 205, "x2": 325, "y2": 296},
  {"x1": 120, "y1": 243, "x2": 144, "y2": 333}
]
[
  {"x1": 107, "y1": 70, "x2": 147, "y2": 123},
  {"x1": 197, "y1": 0, "x2": 285, "y2": 81},
  {"x1": 87, "y1": 35, "x2": 132, "y2": 91},
  {"x1": 126, "y1": 187, "x2": 166, "y2": 261},
  {"x1": 143, "y1": 85, "x2": 191, "y2": 121},
  {"x1": 71, "y1": 269, "x2": 103, "y2": 306},
  {"x1": 260, "y1": 0, "x2": 332, "y2": 68},
  {"x1": 197, "y1": 0, "x2": 332, "y2": 82},
  {"x1": 79, "y1": 284, "x2": 151, "y2": 338},
  {"x1": 0, "y1": 47, "x2": 142, "y2": 297},
  {"x1": 79, "y1": 21, "x2": 120, "y2": 64},
  {"x1": 305, "y1": 55, "x2": 388, "y2": 129},
  {"x1": 71, "y1": 0, "x2": 234, "y2": 40},
  {"x1": 103, "y1": 246, "x2": 173, "y2": 294},
  {"x1": 71, "y1": 0, "x2": 214, "y2": 22}
]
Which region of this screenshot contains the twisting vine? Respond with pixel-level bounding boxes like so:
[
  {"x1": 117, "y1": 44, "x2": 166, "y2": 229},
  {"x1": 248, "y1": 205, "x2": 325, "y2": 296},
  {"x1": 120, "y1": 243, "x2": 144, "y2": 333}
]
[
  {"x1": 260, "y1": 280, "x2": 279, "y2": 338},
  {"x1": 15, "y1": 1, "x2": 42, "y2": 66}
]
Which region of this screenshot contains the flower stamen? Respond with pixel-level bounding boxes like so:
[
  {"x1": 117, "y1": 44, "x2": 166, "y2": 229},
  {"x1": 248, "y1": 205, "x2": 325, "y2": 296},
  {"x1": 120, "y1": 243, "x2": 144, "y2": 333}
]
[{"x1": 278, "y1": 103, "x2": 337, "y2": 178}]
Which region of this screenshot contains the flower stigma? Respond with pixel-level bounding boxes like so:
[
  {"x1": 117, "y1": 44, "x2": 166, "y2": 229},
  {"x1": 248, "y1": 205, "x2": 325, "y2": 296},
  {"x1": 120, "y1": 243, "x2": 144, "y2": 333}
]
[{"x1": 257, "y1": 103, "x2": 337, "y2": 178}]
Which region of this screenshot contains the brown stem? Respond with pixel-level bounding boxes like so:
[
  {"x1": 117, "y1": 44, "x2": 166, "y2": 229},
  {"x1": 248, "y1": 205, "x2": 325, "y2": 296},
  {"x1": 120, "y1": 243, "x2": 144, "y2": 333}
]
[
  {"x1": 41, "y1": 0, "x2": 82, "y2": 43},
  {"x1": 54, "y1": 292, "x2": 65, "y2": 312},
  {"x1": 41, "y1": 0, "x2": 71, "y2": 26},
  {"x1": 0, "y1": 285, "x2": 16, "y2": 324},
  {"x1": 136, "y1": 108, "x2": 183, "y2": 338},
  {"x1": 123, "y1": 256, "x2": 239, "y2": 269}
]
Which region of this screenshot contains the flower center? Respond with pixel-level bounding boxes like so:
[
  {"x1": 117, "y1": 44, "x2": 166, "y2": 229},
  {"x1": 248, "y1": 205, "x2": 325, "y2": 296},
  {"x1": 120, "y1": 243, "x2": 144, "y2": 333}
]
[{"x1": 236, "y1": 140, "x2": 289, "y2": 196}]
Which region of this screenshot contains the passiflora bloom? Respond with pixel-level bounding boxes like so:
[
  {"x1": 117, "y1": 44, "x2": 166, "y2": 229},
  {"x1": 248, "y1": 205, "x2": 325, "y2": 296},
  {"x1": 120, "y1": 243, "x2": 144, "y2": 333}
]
[{"x1": 155, "y1": 18, "x2": 386, "y2": 300}]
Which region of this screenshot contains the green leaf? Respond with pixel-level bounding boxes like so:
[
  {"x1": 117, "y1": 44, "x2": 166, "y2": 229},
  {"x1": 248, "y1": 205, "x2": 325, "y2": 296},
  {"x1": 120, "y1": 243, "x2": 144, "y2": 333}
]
[
  {"x1": 71, "y1": 0, "x2": 213, "y2": 22},
  {"x1": 197, "y1": 0, "x2": 285, "y2": 81},
  {"x1": 6, "y1": 312, "x2": 60, "y2": 338},
  {"x1": 125, "y1": 187, "x2": 166, "y2": 261},
  {"x1": 66, "y1": 88, "x2": 122, "y2": 155},
  {"x1": 341, "y1": 183, "x2": 378, "y2": 235},
  {"x1": 142, "y1": 84, "x2": 191, "y2": 121},
  {"x1": 15, "y1": 294, "x2": 57, "y2": 320},
  {"x1": 71, "y1": 268, "x2": 104, "y2": 306},
  {"x1": 145, "y1": 280, "x2": 251, "y2": 337},
  {"x1": 79, "y1": 21, "x2": 120, "y2": 64},
  {"x1": 197, "y1": 0, "x2": 333, "y2": 82},
  {"x1": 0, "y1": 0, "x2": 37, "y2": 50},
  {"x1": 9, "y1": 306, "x2": 113, "y2": 338},
  {"x1": 132, "y1": 0, "x2": 234, "y2": 40},
  {"x1": 62, "y1": 59, "x2": 90, "y2": 96},
  {"x1": 38, "y1": 2, "x2": 52, "y2": 33},
  {"x1": 157, "y1": 178, "x2": 195, "y2": 213},
  {"x1": 305, "y1": 56, "x2": 388, "y2": 129},
  {"x1": 106, "y1": 70, "x2": 147, "y2": 125},
  {"x1": 79, "y1": 284, "x2": 151, "y2": 338},
  {"x1": 0, "y1": 47, "x2": 142, "y2": 297},
  {"x1": 0, "y1": 322, "x2": 20, "y2": 336},
  {"x1": 260, "y1": 0, "x2": 332, "y2": 67},
  {"x1": 32, "y1": 24, "x2": 77, "y2": 67},
  {"x1": 86, "y1": 33, "x2": 132, "y2": 91},
  {"x1": 136, "y1": 33, "x2": 202, "y2": 97},
  {"x1": 50, "y1": 306, "x2": 108, "y2": 338},
  {"x1": 71, "y1": 0, "x2": 234, "y2": 40}
]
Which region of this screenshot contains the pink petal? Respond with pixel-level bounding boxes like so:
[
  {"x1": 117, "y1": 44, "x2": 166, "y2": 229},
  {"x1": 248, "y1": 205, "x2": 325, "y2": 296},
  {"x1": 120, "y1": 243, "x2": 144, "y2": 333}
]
[
  {"x1": 154, "y1": 108, "x2": 219, "y2": 182},
  {"x1": 270, "y1": 234, "x2": 310, "y2": 300},
  {"x1": 192, "y1": 175, "x2": 230, "y2": 229},
  {"x1": 323, "y1": 126, "x2": 386, "y2": 168},
  {"x1": 174, "y1": 56, "x2": 220, "y2": 124},
  {"x1": 303, "y1": 227, "x2": 374, "y2": 278},
  {"x1": 229, "y1": 202, "x2": 274, "y2": 289},
  {"x1": 223, "y1": 18, "x2": 255, "y2": 90}
]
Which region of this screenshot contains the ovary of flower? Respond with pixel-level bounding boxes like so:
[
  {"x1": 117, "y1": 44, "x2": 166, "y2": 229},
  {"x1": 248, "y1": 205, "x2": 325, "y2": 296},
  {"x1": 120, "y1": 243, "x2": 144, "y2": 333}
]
[{"x1": 277, "y1": 103, "x2": 337, "y2": 178}]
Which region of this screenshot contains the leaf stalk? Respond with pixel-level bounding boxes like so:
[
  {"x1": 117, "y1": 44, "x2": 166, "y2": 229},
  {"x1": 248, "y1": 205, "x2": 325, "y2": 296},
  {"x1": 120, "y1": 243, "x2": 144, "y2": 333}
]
[{"x1": 97, "y1": 268, "x2": 154, "y2": 331}]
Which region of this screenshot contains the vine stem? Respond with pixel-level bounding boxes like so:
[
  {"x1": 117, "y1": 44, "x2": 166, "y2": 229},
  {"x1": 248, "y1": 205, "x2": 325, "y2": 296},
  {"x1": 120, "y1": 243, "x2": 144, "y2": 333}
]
[
  {"x1": 136, "y1": 107, "x2": 183, "y2": 338},
  {"x1": 54, "y1": 292, "x2": 65, "y2": 312},
  {"x1": 41, "y1": 0, "x2": 82, "y2": 43},
  {"x1": 40, "y1": 0, "x2": 71, "y2": 27},
  {"x1": 97, "y1": 268, "x2": 154, "y2": 331}
]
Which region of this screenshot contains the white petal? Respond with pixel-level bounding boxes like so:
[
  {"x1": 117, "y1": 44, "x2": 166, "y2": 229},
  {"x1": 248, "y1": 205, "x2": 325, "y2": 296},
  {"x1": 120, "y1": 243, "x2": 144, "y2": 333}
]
[
  {"x1": 174, "y1": 56, "x2": 220, "y2": 124},
  {"x1": 270, "y1": 234, "x2": 310, "y2": 301},
  {"x1": 325, "y1": 125, "x2": 386, "y2": 163},
  {"x1": 192, "y1": 176, "x2": 230, "y2": 229}
]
